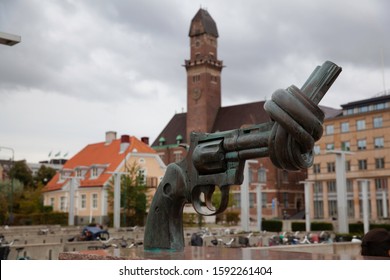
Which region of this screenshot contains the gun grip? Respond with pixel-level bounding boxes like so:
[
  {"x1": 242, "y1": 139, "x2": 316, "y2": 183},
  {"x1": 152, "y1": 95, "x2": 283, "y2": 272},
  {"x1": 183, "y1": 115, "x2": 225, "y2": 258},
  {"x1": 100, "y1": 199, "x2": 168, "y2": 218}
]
[{"x1": 144, "y1": 163, "x2": 187, "y2": 251}]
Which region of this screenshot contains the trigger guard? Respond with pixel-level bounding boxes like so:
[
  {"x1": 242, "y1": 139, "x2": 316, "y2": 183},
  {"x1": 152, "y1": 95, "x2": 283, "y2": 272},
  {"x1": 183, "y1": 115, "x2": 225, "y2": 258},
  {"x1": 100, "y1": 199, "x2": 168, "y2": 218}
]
[{"x1": 192, "y1": 186, "x2": 230, "y2": 216}]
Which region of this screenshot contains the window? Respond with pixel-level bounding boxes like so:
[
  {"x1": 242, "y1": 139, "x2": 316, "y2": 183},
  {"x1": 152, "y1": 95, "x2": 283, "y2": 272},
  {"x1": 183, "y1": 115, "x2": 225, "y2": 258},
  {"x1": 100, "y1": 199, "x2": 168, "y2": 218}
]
[
  {"x1": 81, "y1": 194, "x2": 87, "y2": 209},
  {"x1": 357, "y1": 139, "x2": 366, "y2": 150},
  {"x1": 92, "y1": 194, "x2": 98, "y2": 209},
  {"x1": 356, "y1": 120, "x2": 366, "y2": 130},
  {"x1": 348, "y1": 200, "x2": 355, "y2": 218},
  {"x1": 258, "y1": 169, "x2": 267, "y2": 183},
  {"x1": 50, "y1": 197, "x2": 55, "y2": 208},
  {"x1": 138, "y1": 169, "x2": 146, "y2": 185},
  {"x1": 91, "y1": 167, "x2": 98, "y2": 179},
  {"x1": 249, "y1": 193, "x2": 255, "y2": 208},
  {"x1": 326, "y1": 125, "x2": 334, "y2": 135},
  {"x1": 347, "y1": 179, "x2": 353, "y2": 192},
  {"x1": 327, "y1": 180, "x2": 336, "y2": 193},
  {"x1": 314, "y1": 201, "x2": 324, "y2": 219},
  {"x1": 314, "y1": 182, "x2": 323, "y2": 193},
  {"x1": 341, "y1": 141, "x2": 350, "y2": 151},
  {"x1": 326, "y1": 143, "x2": 334, "y2": 150},
  {"x1": 60, "y1": 196, "x2": 66, "y2": 212},
  {"x1": 328, "y1": 200, "x2": 337, "y2": 217},
  {"x1": 345, "y1": 160, "x2": 351, "y2": 172},
  {"x1": 374, "y1": 137, "x2": 384, "y2": 149},
  {"x1": 341, "y1": 122, "x2": 349, "y2": 133},
  {"x1": 375, "y1": 103, "x2": 386, "y2": 110},
  {"x1": 192, "y1": 74, "x2": 200, "y2": 83},
  {"x1": 373, "y1": 116, "x2": 383, "y2": 128},
  {"x1": 313, "y1": 164, "x2": 321, "y2": 174},
  {"x1": 327, "y1": 162, "x2": 335, "y2": 173},
  {"x1": 375, "y1": 158, "x2": 385, "y2": 169},
  {"x1": 313, "y1": 145, "x2": 321, "y2": 155},
  {"x1": 375, "y1": 178, "x2": 388, "y2": 190},
  {"x1": 358, "y1": 159, "x2": 367, "y2": 170},
  {"x1": 358, "y1": 106, "x2": 368, "y2": 113},
  {"x1": 261, "y1": 193, "x2": 267, "y2": 208}
]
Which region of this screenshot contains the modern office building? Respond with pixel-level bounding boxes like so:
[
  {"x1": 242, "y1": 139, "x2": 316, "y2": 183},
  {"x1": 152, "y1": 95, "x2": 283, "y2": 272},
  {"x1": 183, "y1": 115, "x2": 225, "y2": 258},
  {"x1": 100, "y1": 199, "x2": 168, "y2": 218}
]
[{"x1": 307, "y1": 93, "x2": 390, "y2": 222}]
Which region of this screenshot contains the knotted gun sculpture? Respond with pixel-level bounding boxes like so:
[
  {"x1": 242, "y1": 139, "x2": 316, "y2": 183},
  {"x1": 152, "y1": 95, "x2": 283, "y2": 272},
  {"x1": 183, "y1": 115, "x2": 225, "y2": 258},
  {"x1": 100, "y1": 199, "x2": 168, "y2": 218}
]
[{"x1": 144, "y1": 61, "x2": 342, "y2": 251}]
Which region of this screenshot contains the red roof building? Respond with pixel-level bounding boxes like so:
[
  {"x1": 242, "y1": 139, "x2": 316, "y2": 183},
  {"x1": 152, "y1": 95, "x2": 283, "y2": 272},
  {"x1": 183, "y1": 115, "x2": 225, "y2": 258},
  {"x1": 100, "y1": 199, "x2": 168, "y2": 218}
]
[{"x1": 43, "y1": 131, "x2": 166, "y2": 225}]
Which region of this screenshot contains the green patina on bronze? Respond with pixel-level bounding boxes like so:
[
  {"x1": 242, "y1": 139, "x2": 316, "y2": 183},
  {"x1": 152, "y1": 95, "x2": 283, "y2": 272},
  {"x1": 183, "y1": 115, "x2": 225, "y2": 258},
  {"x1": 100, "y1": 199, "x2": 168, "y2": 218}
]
[{"x1": 144, "y1": 61, "x2": 342, "y2": 251}]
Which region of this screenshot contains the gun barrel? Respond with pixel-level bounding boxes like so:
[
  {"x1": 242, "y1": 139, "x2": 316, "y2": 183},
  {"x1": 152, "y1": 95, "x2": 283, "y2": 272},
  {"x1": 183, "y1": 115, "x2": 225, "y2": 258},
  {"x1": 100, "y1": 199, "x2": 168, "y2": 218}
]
[{"x1": 300, "y1": 60, "x2": 342, "y2": 105}]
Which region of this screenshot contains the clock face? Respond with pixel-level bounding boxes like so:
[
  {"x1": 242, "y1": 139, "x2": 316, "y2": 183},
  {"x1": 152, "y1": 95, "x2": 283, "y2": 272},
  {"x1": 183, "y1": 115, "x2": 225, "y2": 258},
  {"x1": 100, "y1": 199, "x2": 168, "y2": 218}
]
[{"x1": 192, "y1": 88, "x2": 202, "y2": 100}]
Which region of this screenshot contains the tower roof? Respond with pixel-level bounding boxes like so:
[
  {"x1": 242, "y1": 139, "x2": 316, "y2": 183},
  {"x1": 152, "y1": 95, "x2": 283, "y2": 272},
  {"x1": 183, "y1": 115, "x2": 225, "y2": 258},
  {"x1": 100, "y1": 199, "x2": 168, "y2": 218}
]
[{"x1": 189, "y1": 8, "x2": 218, "y2": 37}]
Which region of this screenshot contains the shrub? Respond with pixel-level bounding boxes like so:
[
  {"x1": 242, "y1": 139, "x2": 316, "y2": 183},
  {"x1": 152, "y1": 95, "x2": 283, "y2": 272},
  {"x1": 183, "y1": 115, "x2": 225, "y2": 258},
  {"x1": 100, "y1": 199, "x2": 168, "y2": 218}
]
[
  {"x1": 262, "y1": 220, "x2": 283, "y2": 232},
  {"x1": 291, "y1": 222, "x2": 306, "y2": 232},
  {"x1": 311, "y1": 222, "x2": 333, "y2": 231}
]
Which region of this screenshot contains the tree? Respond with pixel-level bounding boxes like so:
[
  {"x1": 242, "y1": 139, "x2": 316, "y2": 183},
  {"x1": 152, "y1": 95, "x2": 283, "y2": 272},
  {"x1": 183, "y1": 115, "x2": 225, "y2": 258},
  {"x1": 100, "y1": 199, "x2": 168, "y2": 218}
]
[
  {"x1": 34, "y1": 165, "x2": 56, "y2": 186},
  {"x1": 107, "y1": 161, "x2": 148, "y2": 227},
  {"x1": 9, "y1": 160, "x2": 33, "y2": 188}
]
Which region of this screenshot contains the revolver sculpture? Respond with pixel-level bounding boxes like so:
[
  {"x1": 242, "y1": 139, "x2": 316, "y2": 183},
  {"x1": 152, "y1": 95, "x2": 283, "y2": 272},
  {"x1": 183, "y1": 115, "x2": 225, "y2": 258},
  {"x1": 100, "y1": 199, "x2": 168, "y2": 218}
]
[{"x1": 144, "y1": 61, "x2": 342, "y2": 251}]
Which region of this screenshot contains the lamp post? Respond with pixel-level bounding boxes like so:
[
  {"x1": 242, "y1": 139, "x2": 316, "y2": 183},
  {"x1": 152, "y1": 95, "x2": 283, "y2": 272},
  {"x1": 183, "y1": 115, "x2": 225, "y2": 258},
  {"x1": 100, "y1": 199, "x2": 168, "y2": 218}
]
[
  {"x1": 0, "y1": 146, "x2": 15, "y2": 224},
  {"x1": 0, "y1": 31, "x2": 21, "y2": 46}
]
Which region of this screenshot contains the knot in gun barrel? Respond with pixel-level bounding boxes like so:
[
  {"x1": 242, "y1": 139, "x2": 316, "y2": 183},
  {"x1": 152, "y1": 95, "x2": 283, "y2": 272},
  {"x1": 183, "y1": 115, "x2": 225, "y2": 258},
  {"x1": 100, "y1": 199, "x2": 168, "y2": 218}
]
[{"x1": 264, "y1": 85, "x2": 325, "y2": 170}]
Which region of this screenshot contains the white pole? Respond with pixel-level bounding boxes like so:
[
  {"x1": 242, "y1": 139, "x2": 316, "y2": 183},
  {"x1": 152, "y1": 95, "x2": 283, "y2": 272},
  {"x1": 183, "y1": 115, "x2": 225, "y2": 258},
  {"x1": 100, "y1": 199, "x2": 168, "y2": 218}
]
[
  {"x1": 114, "y1": 173, "x2": 121, "y2": 229},
  {"x1": 256, "y1": 184, "x2": 262, "y2": 232},
  {"x1": 335, "y1": 153, "x2": 348, "y2": 233},
  {"x1": 304, "y1": 181, "x2": 311, "y2": 232},
  {"x1": 68, "y1": 178, "x2": 76, "y2": 226},
  {"x1": 361, "y1": 180, "x2": 369, "y2": 234},
  {"x1": 382, "y1": 190, "x2": 388, "y2": 218},
  {"x1": 241, "y1": 161, "x2": 251, "y2": 232}
]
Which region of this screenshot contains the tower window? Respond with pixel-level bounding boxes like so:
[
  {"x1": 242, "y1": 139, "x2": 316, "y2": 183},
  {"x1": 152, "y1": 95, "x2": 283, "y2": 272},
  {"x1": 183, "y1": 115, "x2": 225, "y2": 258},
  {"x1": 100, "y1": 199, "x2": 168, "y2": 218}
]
[{"x1": 192, "y1": 75, "x2": 200, "y2": 83}]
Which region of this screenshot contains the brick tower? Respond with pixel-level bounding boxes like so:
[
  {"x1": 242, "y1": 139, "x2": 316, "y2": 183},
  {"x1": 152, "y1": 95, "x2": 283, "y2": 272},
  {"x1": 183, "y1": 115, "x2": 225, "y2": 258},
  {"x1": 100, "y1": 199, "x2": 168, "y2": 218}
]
[{"x1": 185, "y1": 9, "x2": 223, "y2": 140}]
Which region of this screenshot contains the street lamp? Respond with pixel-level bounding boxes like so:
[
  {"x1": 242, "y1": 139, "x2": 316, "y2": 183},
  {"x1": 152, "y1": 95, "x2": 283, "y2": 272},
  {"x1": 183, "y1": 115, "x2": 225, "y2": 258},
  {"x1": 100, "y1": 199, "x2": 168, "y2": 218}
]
[
  {"x1": 0, "y1": 31, "x2": 21, "y2": 46},
  {"x1": 0, "y1": 146, "x2": 15, "y2": 224}
]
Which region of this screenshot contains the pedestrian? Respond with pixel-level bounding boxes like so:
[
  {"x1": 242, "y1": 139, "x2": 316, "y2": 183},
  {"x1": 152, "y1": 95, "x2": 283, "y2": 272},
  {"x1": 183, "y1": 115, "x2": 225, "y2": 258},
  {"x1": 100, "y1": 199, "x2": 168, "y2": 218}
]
[{"x1": 361, "y1": 228, "x2": 390, "y2": 258}]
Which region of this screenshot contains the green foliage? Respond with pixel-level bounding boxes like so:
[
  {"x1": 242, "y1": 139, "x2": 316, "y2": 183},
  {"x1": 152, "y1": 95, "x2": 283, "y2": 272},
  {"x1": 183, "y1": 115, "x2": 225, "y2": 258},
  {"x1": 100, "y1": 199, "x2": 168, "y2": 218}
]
[
  {"x1": 34, "y1": 165, "x2": 56, "y2": 186},
  {"x1": 10, "y1": 212, "x2": 68, "y2": 226},
  {"x1": 349, "y1": 223, "x2": 390, "y2": 233},
  {"x1": 310, "y1": 222, "x2": 333, "y2": 231},
  {"x1": 291, "y1": 222, "x2": 306, "y2": 232},
  {"x1": 211, "y1": 187, "x2": 235, "y2": 209},
  {"x1": 262, "y1": 220, "x2": 283, "y2": 232},
  {"x1": 9, "y1": 160, "x2": 33, "y2": 188},
  {"x1": 107, "y1": 161, "x2": 148, "y2": 227}
]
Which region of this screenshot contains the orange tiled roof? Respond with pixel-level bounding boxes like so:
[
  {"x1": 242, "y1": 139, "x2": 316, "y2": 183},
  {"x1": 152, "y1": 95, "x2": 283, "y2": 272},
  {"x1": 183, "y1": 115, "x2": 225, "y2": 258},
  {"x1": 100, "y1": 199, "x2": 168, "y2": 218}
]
[{"x1": 43, "y1": 136, "x2": 156, "y2": 192}]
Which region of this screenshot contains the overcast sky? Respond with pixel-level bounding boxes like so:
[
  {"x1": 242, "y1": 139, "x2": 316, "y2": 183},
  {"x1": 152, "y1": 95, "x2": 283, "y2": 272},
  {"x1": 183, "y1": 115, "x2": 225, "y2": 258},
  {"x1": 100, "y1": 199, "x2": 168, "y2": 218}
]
[{"x1": 0, "y1": 0, "x2": 389, "y2": 163}]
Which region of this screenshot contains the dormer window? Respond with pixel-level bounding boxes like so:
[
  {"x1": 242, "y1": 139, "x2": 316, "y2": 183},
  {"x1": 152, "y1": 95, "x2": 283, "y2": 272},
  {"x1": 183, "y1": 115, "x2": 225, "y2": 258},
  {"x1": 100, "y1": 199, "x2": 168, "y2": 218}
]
[
  {"x1": 75, "y1": 166, "x2": 88, "y2": 178},
  {"x1": 176, "y1": 135, "x2": 183, "y2": 144},
  {"x1": 159, "y1": 137, "x2": 166, "y2": 146},
  {"x1": 91, "y1": 167, "x2": 98, "y2": 178},
  {"x1": 89, "y1": 164, "x2": 107, "y2": 179}
]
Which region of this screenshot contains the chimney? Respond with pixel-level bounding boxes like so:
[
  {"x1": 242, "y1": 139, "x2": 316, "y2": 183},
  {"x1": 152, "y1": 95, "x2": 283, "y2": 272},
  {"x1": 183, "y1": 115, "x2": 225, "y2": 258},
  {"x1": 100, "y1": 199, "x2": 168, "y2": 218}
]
[
  {"x1": 120, "y1": 135, "x2": 130, "y2": 153},
  {"x1": 141, "y1": 137, "x2": 149, "y2": 145},
  {"x1": 105, "y1": 131, "x2": 117, "y2": 144}
]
